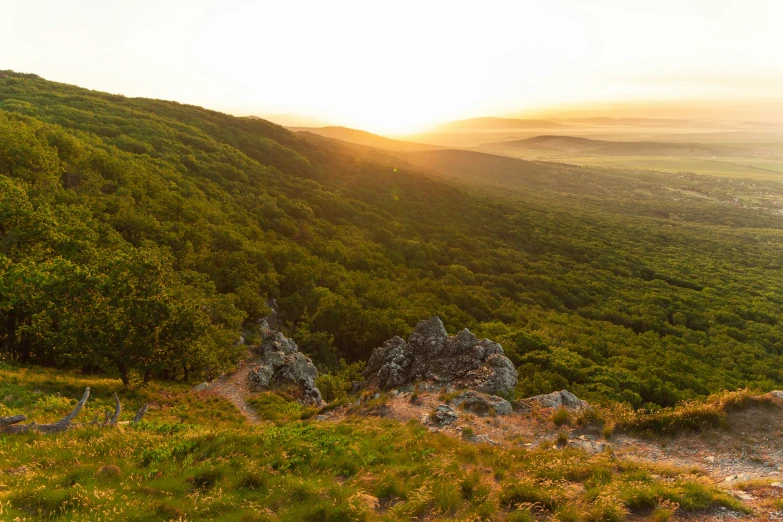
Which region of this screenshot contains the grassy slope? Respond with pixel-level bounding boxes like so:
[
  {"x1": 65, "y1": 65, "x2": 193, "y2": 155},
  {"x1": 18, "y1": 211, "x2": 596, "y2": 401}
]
[{"x1": 0, "y1": 365, "x2": 747, "y2": 521}]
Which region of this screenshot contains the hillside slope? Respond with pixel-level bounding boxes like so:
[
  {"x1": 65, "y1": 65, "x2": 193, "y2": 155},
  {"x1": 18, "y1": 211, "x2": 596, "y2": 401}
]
[{"x1": 1, "y1": 71, "x2": 783, "y2": 408}]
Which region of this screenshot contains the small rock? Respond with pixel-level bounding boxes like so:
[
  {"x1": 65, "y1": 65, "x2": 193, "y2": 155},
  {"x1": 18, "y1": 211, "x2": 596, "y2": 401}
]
[
  {"x1": 771, "y1": 482, "x2": 783, "y2": 488},
  {"x1": 705, "y1": 455, "x2": 715, "y2": 463},
  {"x1": 430, "y1": 405, "x2": 459, "y2": 426},
  {"x1": 315, "y1": 415, "x2": 329, "y2": 421},
  {"x1": 4, "y1": 466, "x2": 28, "y2": 475},
  {"x1": 468, "y1": 433, "x2": 498, "y2": 445},
  {"x1": 192, "y1": 382, "x2": 209, "y2": 392},
  {"x1": 724, "y1": 473, "x2": 753, "y2": 483},
  {"x1": 449, "y1": 390, "x2": 512, "y2": 416},
  {"x1": 570, "y1": 440, "x2": 608, "y2": 453},
  {"x1": 516, "y1": 390, "x2": 589, "y2": 413},
  {"x1": 730, "y1": 490, "x2": 755, "y2": 501}
]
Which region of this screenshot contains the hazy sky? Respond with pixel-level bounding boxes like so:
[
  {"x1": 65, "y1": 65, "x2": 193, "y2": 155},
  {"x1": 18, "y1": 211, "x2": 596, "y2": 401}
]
[{"x1": 2, "y1": 0, "x2": 783, "y2": 132}]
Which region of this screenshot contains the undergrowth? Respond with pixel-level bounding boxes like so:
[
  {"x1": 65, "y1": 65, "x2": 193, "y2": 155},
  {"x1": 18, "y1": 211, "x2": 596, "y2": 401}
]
[
  {"x1": 0, "y1": 366, "x2": 751, "y2": 521},
  {"x1": 593, "y1": 388, "x2": 772, "y2": 436}
]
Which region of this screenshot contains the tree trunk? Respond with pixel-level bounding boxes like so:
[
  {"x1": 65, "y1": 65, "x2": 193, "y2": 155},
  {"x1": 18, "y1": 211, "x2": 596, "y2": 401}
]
[
  {"x1": 19, "y1": 318, "x2": 31, "y2": 363},
  {"x1": 183, "y1": 363, "x2": 189, "y2": 382},
  {"x1": 143, "y1": 368, "x2": 152, "y2": 384},
  {"x1": 4, "y1": 311, "x2": 16, "y2": 358},
  {"x1": 117, "y1": 362, "x2": 130, "y2": 387}
]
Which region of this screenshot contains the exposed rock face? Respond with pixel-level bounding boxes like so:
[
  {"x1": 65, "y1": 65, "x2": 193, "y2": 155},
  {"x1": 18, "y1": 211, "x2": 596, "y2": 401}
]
[
  {"x1": 248, "y1": 328, "x2": 323, "y2": 406},
  {"x1": 364, "y1": 317, "x2": 518, "y2": 395},
  {"x1": 515, "y1": 390, "x2": 588, "y2": 413},
  {"x1": 450, "y1": 390, "x2": 513, "y2": 416}
]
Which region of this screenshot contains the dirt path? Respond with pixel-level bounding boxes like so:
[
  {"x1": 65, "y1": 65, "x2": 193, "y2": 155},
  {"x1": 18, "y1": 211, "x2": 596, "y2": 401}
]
[{"x1": 203, "y1": 351, "x2": 263, "y2": 424}]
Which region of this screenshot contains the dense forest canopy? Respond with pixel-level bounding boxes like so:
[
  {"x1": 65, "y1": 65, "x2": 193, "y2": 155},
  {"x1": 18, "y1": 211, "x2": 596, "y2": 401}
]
[{"x1": 1, "y1": 71, "x2": 782, "y2": 407}]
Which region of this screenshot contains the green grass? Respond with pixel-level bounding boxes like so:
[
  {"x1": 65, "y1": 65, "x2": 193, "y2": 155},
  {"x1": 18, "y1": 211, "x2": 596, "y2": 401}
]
[
  {"x1": 594, "y1": 389, "x2": 772, "y2": 436},
  {"x1": 0, "y1": 366, "x2": 751, "y2": 520}
]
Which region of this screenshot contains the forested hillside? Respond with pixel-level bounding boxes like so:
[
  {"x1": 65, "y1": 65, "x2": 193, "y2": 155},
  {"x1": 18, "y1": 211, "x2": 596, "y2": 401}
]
[{"x1": 2, "y1": 71, "x2": 783, "y2": 408}]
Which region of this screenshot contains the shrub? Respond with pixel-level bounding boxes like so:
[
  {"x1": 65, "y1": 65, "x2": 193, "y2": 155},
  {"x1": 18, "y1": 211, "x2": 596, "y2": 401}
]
[
  {"x1": 187, "y1": 468, "x2": 223, "y2": 491},
  {"x1": 315, "y1": 359, "x2": 366, "y2": 403},
  {"x1": 596, "y1": 389, "x2": 767, "y2": 436},
  {"x1": 553, "y1": 407, "x2": 570, "y2": 426},
  {"x1": 500, "y1": 481, "x2": 559, "y2": 510}
]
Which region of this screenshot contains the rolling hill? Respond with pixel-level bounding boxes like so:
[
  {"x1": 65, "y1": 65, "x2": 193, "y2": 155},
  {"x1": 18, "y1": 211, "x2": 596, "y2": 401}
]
[
  {"x1": 2, "y1": 70, "x2": 783, "y2": 410},
  {"x1": 479, "y1": 135, "x2": 741, "y2": 157}
]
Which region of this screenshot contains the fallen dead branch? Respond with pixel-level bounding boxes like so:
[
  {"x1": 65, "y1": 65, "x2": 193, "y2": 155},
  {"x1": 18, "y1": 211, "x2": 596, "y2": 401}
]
[{"x1": 0, "y1": 388, "x2": 148, "y2": 434}]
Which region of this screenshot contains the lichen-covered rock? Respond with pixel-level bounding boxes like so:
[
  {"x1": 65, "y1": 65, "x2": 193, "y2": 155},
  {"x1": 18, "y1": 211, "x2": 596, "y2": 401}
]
[
  {"x1": 248, "y1": 329, "x2": 323, "y2": 406},
  {"x1": 515, "y1": 390, "x2": 588, "y2": 413},
  {"x1": 364, "y1": 336, "x2": 411, "y2": 389},
  {"x1": 430, "y1": 405, "x2": 459, "y2": 426},
  {"x1": 192, "y1": 382, "x2": 209, "y2": 392},
  {"x1": 364, "y1": 317, "x2": 518, "y2": 395},
  {"x1": 449, "y1": 390, "x2": 513, "y2": 416}
]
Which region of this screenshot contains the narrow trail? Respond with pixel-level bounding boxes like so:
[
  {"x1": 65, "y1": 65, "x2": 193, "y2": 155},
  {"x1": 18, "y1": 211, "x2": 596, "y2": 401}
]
[{"x1": 203, "y1": 351, "x2": 263, "y2": 424}]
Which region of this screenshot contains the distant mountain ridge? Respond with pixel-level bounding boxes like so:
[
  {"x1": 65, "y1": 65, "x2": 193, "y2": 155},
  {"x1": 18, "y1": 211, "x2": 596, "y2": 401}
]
[
  {"x1": 556, "y1": 117, "x2": 701, "y2": 126},
  {"x1": 433, "y1": 117, "x2": 566, "y2": 132},
  {"x1": 479, "y1": 134, "x2": 745, "y2": 158},
  {"x1": 288, "y1": 125, "x2": 443, "y2": 152}
]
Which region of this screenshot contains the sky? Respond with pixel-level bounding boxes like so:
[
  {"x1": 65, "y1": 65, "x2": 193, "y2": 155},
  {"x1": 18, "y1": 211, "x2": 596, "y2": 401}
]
[{"x1": 2, "y1": 0, "x2": 783, "y2": 133}]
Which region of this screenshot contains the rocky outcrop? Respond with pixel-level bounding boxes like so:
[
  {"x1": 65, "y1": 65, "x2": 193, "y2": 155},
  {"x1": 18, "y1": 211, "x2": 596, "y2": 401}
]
[
  {"x1": 364, "y1": 317, "x2": 518, "y2": 396},
  {"x1": 248, "y1": 328, "x2": 323, "y2": 406},
  {"x1": 449, "y1": 390, "x2": 513, "y2": 416},
  {"x1": 515, "y1": 390, "x2": 588, "y2": 413}
]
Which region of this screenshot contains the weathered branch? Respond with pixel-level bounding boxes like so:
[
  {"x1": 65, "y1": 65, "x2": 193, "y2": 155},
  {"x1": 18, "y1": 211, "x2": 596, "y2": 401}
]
[
  {"x1": 0, "y1": 415, "x2": 26, "y2": 426},
  {"x1": 1, "y1": 388, "x2": 150, "y2": 434},
  {"x1": 109, "y1": 392, "x2": 122, "y2": 425},
  {"x1": 59, "y1": 387, "x2": 90, "y2": 424},
  {"x1": 132, "y1": 404, "x2": 149, "y2": 424}
]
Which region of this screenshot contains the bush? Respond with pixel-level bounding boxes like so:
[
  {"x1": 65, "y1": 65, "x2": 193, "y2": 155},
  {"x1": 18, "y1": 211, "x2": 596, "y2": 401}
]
[
  {"x1": 596, "y1": 389, "x2": 766, "y2": 436},
  {"x1": 315, "y1": 359, "x2": 365, "y2": 403},
  {"x1": 552, "y1": 407, "x2": 570, "y2": 426}
]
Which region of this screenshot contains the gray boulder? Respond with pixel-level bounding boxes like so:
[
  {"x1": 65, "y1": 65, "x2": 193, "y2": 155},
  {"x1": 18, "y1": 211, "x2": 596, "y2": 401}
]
[
  {"x1": 516, "y1": 390, "x2": 588, "y2": 413},
  {"x1": 364, "y1": 317, "x2": 518, "y2": 396},
  {"x1": 430, "y1": 405, "x2": 459, "y2": 426},
  {"x1": 449, "y1": 390, "x2": 513, "y2": 416},
  {"x1": 248, "y1": 328, "x2": 323, "y2": 406}
]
